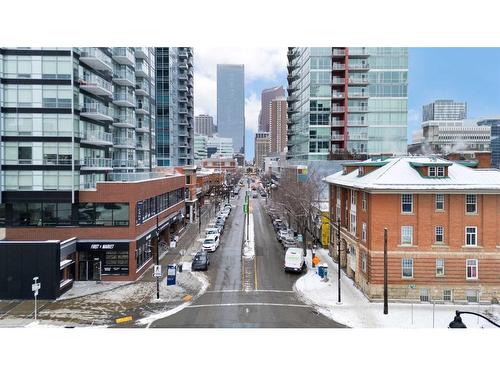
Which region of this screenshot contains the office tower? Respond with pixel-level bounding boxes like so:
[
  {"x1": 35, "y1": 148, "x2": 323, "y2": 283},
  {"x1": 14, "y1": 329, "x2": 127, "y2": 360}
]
[
  {"x1": 270, "y1": 97, "x2": 287, "y2": 153},
  {"x1": 478, "y1": 118, "x2": 500, "y2": 168},
  {"x1": 194, "y1": 134, "x2": 208, "y2": 163},
  {"x1": 254, "y1": 132, "x2": 271, "y2": 170},
  {"x1": 0, "y1": 47, "x2": 157, "y2": 197},
  {"x1": 287, "y1": 47, "x2": 408, "y2": 160},
  {"x1": 195, "y1": 114, "x2": 214, "y2": 136},
  {"x1": 217, "y1": 64, "x2": 245, "y2": 154},
  {"x1": 206, "y1": 136, "x2": 234, "y2": 158},
  {"x1": 423, "y1": 100, "x2": 467, "y2": 122},
  {"x1": 155, "y1": 47, "x2": 194, "y2": 167},
  {"x1": 259, "y1": 86, "x2": 285, "y2": 132}
]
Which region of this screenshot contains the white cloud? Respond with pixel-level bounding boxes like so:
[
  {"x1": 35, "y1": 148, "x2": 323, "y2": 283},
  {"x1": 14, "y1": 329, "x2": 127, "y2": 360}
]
[
  {"x1": 193, "y1": 47, "x2": 287, "y2": 124},
  {"x1": 245, "y1": 92, "x2": 261, "y2": 133}
]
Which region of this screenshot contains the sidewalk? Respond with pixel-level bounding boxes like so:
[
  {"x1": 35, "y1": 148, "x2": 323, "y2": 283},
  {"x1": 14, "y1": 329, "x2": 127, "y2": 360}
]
[{"x1": 294, "y1": 248, "x2": 500, "y2": 328}]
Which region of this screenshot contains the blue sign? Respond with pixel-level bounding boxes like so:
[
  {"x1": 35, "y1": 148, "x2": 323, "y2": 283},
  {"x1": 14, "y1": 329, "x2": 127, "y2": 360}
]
[{"x1": 166, "y1": 264, "x2": 177, "y2": 286}]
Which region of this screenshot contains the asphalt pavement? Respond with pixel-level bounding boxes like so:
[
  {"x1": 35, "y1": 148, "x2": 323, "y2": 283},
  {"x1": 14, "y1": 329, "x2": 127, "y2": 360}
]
[{"x1": 150, "y1": 190, "x2": 346, "y2": 328}]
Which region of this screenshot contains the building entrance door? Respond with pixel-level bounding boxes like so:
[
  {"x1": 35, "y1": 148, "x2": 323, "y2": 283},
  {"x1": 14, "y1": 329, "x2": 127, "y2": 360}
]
[{"x1": 78, "y1": 260, "x2": 102, "y2": 281}]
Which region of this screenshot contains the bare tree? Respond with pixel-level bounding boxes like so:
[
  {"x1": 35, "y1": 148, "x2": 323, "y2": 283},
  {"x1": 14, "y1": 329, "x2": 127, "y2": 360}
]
[{"x1": 272, "y1": 167, "x2": 326, "y2": 256}]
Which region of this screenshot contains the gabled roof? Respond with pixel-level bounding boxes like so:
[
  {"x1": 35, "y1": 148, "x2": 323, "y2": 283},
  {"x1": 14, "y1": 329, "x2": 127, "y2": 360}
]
[{"x1": 324, "y1": 156, "x2": 500, "y2": 192}]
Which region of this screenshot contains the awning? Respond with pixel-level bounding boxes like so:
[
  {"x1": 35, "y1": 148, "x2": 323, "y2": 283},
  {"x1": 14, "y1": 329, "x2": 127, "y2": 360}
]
[{"x1": 60, "y1": 259, "x2": 75, "y2": 270}]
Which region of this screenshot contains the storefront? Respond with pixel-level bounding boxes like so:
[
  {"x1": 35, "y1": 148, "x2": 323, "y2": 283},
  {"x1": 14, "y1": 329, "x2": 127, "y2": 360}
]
[{"x1": 77, "y1": 241, "x2": 130, "y2": 281}]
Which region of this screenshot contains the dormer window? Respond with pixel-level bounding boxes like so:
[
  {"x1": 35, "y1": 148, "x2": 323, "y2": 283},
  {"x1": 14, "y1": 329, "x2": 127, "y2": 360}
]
[
  {"x1": 429, "y1": 166, "x2": 445, "y2": 177},
  {"x1": 358, "y1": 166, "x2": 365, "y2": 176},
  {"x1": 343, "y1": 166, "x2": 348, "y2": 175}
]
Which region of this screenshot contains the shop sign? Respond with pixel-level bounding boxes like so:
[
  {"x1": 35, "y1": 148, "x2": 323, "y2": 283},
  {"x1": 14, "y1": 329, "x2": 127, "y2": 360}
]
[{"x1": 166, "y1": 264, "x2": 176, "y2": 285}]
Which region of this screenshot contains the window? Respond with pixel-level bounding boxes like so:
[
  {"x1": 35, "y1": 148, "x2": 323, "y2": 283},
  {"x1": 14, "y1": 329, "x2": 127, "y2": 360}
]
[
  {"x1": 401, "y1": 194, "x2": 413, "y2": 213},
  {"x1": 437, "y1": 167, "x2": 445, "y2": 177},
  {"x1": 420, "y1": 288, "x2": 429, "y2": 302},
  {"x1": 401, "y1": 226, "x2": 413, "y2": 245},
  {"x1": 436, "y1": 259, "x2": 445, "y2": 276},
  {"x1": 402, "y1": 258, "x2": 413, "y2": 278},
  {"x1": 465, "y1": 194, "x2": 477, "y2": 213},
  {"x1": 466, "y1": 290, "x2": 479, "y2": 303},
  {"x1": 361, "y1": 223, "x2": 367, "y2": 242},
  {"x1": 361, "y1": 191, "x2": 367, "y2": 211},
  {"x1": 443, "y1": 289, "x2": 452, "y2": 302},
  {"x1": 350, "y1": 212, "x2": 356, "y2": 234},
  {"x1": 361, "y1": 252, "x2": 367, "y2": 273},
  {"x1": 351, "y1": 190, "x2": 357, "y2": 206},
  {"x1": 428, "y1": 166, "x2": 436, "y2": 177},
  {"x1": 435, "y1": 194, "x2": 444, "y2": 211},
  {"x1": 465, "y1": 227, "x2": 477, "y2": 246},
  {"x1": 435, "y1": 226, "x2": 444, "y2": 243},
  {"x1": 466, "y1": 259, "x2": 478, "y2": 280},
  {"x1": 428, "y1": 166, "x2": 445, "y2": 177}
]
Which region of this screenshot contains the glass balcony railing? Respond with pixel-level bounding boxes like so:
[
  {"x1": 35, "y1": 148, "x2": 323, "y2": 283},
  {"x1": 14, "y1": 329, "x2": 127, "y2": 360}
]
[
  {"x1": 112, "y1": 159, "x2": 136, "y2": 168},
  {"x1": 332, "y1": 63, "x2": 346, "y2": 70},
  {"x1": 331, "y1": 134, "x2": 345, "y2": 141},
  {"x1": 80, "y1": 48, "x2": 112, "y2": 71},
  {"x1": 332, "y1": 49, "x2": 346, "y2": 56},
  {"x1": 113, "y1": 67, "x2": 135, "y2": 86},
  {"x1": 82, "y1": 157, "x2": 112, "y2": 169},
  {"x1": 331, "y1": 78, "x2": 346, "y2": 85},
  {"x1": 112, "y1": 47, "x2": 135, "y2": 66},
  {"x1": 80, "y1": 102, "x2": 113, "y2": 121},
  {"x1": 331, "y1": 106, "x2": 345, "y2": 112},
  {"x1": 113, "y1": 137, "x2": 136, "y2": 147},
  {"x1": 79, "y1": 74, "x2": 112, "y2": 96},
  {"x1": 113, "y1": 92, "x2": 136, "y2": 106},
  {"x1": 81, "y1": 131, "x2": 113, "y2": 145}
]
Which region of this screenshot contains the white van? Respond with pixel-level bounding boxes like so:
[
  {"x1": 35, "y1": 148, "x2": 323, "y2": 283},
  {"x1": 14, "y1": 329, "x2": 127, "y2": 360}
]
[{"x1": 284, "y1": 247, "x2": 305, "y2": 273}]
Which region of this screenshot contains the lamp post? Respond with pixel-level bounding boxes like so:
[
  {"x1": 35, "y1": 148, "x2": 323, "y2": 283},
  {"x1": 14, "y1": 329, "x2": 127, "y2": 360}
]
[
  {"x1": 337, "y1": 217, "x2": 342, "y2": 304},
  {"x1": 449, "y1": 310, "x2": 500, "y2": 328},
  {"x1": 210, "y1": 192, "x2": 215, "y2": 217}
]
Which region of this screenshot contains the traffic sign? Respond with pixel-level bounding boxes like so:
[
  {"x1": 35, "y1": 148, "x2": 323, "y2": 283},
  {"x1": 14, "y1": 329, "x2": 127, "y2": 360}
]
[
  {"x1": 32, "y1": 283, "x2": 41, "y2": 292},
  {"x1": 153, "y1": 265, "x2": 162, "y2": 278}
]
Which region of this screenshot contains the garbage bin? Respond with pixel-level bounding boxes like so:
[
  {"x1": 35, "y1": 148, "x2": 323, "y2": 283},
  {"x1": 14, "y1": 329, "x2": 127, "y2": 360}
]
[
  {"x1": 322, "y1": 264, "x2": 328, "y2": 278},
  {"x1": 317, "y1": 265, "x2": 324, "y2": 278},
  {"x1": 178, "y1": 263, "x2": 183, "y2": 273}
]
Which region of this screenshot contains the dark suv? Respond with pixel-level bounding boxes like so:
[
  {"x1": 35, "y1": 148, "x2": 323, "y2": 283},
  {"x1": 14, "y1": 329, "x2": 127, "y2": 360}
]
[{"x1": 192, "y1": 251, "x2": 210, "y2": 271}]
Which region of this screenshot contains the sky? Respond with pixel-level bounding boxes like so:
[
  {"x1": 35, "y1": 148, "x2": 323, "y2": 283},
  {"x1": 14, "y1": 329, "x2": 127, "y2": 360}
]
[{"x1": 194, "y1": 48, "x2": 500, "y2": 161}]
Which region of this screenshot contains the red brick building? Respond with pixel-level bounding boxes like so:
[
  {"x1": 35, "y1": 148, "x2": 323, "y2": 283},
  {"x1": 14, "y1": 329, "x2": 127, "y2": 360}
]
[
  {"x1": 326, "y1": 156, "x2": 500, "y2": 303},
  {"x1": 0, "y1": 174, "x2": 186, "y2": 298}
]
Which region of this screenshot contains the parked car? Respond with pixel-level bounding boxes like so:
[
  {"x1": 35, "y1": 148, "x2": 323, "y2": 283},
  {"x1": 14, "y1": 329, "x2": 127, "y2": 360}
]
[
  {"x1": 223, "y1": 203, "x2": 232, "y2": 212},
  {"x1": 202, "y1": 234, "x2": 220, "y2": 252},
  {"x1": 277, "y1": 229, "x2": 289, "y2": 242},
  {"x1": 205, "y1": 227, "x2": 220, "y2": 237},
  {"x1": 272, "y1": 219, "x2": 283, "y2": 230},
  {"x1": 219, "y1": 210, "x2": 230, "y2": 219},
  {"x1": 191, "y1": 251, "x2": 210, "y2": 271},
  {"x1": 215, "y1": 220, "x2": 225, "y2": 234},
  {"x1": 284, "y1": 247, "x2": 305, "y2": 273},
  {"x1": 282, "y1": 237, "x2": 297, "y2": 250}
]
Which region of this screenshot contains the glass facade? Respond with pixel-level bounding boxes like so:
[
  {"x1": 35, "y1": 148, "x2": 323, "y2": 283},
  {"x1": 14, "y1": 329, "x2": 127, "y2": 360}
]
[{"x1": 287, "y1": 47, "x2": 408, "y2": 160}]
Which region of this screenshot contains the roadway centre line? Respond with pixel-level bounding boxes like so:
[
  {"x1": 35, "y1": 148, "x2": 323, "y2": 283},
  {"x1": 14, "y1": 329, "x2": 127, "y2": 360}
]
[
  {"x1": 205, "y1": 289, "x2": 294, "y2": 293},
  {"x1": 186, "y1": 302, "x2": 309, "y2": 309}
]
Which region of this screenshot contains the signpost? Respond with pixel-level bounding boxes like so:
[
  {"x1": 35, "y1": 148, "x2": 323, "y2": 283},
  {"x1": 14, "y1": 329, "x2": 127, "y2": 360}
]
[
  {"x1": 153, "y1": 265, "x2": 162, "y2": 278},
  {"x1": 32, "y1": 277, "x2": 41, "y2": 321}
]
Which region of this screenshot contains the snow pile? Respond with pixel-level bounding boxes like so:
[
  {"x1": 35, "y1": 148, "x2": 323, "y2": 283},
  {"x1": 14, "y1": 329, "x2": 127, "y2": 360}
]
[
  {"x1": 242, "y1": 213, "x2": 255, "y2": 259},
  {"x1": 57, "y1": 281, "x2": 132, "y2": 301},
  {"x1": 295, "y1": 248, "x2": 500, "y2": 329},
  {"x1": 137, "y1": 271, "x2": 209, "y2": 327}
]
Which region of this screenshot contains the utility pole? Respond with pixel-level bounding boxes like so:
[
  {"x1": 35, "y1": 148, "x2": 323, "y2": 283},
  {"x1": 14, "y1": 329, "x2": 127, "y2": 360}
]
[
  {"x1": 198, "y1": 202, "x2": 201, "y2": 233},
  {"x1": 156, "y1": 215, "x2": 160, "y2": 300},
  {"x1": 337, "y1": 217, "x2": 341, "y2": 304},
  {"x1": 383, "y1": 227, "x2": 388, "y2": 314}
]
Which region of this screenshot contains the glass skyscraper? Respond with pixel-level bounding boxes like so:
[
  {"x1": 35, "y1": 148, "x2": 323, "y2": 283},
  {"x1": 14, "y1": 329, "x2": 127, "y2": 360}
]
[
  {"x1": 217, "y1": 64, "x2": 245, "y2": 154},
  {"x1": 155, "y1": 48, "x2": 194, "y2": 166},
  {"x1": 287, "y1": 47, "x2": 408, "y2": 160}
]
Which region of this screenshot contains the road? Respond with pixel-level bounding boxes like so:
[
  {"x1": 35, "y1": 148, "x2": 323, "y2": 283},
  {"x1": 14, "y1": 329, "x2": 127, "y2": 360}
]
[{"x1": 150, "y1": 190, "x2": 345, "y2": 328}]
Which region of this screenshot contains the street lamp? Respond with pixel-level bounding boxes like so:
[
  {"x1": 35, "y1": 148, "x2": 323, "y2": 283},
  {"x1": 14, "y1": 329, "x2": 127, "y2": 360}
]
[{"x1": 449, "y1": 310, "x2": 500, "y2": 328}]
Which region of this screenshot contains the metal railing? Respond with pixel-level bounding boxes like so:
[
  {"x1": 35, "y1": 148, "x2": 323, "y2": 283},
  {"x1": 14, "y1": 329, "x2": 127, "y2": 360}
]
[
  {"x1": 112, "y1": 159, "x2": 136, "y2": 168},
  {"x1": 331, "y1": 134, "x2": 345, "y2": 141},
  {"x1": 81, "y1": 102, "x2": 111, "y2": 117},
  {"x1": 82, "y1": 131, "x2": 113, "y2": 144},
  {"x1": 331, "y1": 106, "x2": 345, "y2": 112},
  {"x1": 79, "y1": 74, "x2": 112, "y2": 93},
  {"x1": 80, "y1": 48, "x2": 112, "y2": 67},
  {"x1": 332, "y1": 63, "x2": 346, "y2": 70},
  {"x1": 112, "y1": 47, "x2": 135, "y2": 62},
  {"x1": 113, "y1": 92, "x2": 136, "y2": 104},
  {"x1": 113, "y1": 67, "x2": 135, "y2": 83},
  {"x1": 82, "y1": 158, "x2": 112, "y2": 168},
  {"x1": 3, "y1": 158, "x2": 79, "y2": 166},
  {"x1": 331, "y1": 78, "x2": 346, "y2": 84},
  {"x1": 349, "y1": 63, "x2": 370, "y2": 69},
  {"x1": 332, "y1": 49, "x2": 346, "y2": 56},
  {"x1": 348, "y1": 77, "x2": 369, "y2": 84},
  {"x1": 113, "y1": 137, "x2": 136, "y2": 147},
  {"x1": 108, "y1": 172, "x2": 166, "y2": 182}
]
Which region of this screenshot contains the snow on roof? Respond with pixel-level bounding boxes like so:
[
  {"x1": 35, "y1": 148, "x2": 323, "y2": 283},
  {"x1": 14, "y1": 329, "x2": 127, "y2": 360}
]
[{"x1": 325, "y1": 156, "x2": 500, "y2": 192}]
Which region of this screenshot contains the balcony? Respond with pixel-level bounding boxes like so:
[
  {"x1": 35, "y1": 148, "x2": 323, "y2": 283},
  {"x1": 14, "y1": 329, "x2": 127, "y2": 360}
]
[
  {"x1": 80, "y1": 131, "x2": 113, "y2": 146},
  {"x1": 348, "y1": 63, "x2": 370, "y2": 71},
  {"x1": 348, "y1": 91, "x2": 369, "y2": 98},
  {"x1": 331, "y1": 134, "x2": 345, "y2": 141},
  {"x1": 331, "y1": 106, "x2": 345, "y2": 113},
  {"x1": 178, "y1": 50, "x2": 188, "y2": 58},
  {"x1": 135, "y1": 159, "x2": 150, "y2": 169},
  {"x1": 178, "y1": 85, "x2": 188, "y2": 92},
  {"x1": 80, "y1": 48, "x2": 112, "y2": 72},
  {"x1": 108, "y1": 172, "x2": 165, "y2": 182},
  {"x1": 332, "y1": 91, "x2": 345, "y2": 99},
  {"x1": 332, "y1": 49, "x2": 346, "y2": 56},
  {"x1": 287, "y1": 49, "x2": 299, "y2": 58},
  {"x1": 78, "y1": 75, "x2": 113, "y2": 97},
  {"x1": 4, "y1": 158, "x2": 79, "y2": 166},
  {"x1": 348, "y1": 120, "x2": 367, "y2": 126},
  {"x1": 113, "y1": 115, "x2": 136, "y2": 128},
  {"x1": 178, "y1": 61, "x2": 188, "y2": 69},
  {"x1": 135, "y1": 47, "x2": 149, "y2": 59},
  {"x1": 331, "y1": 78, "x2": 346, "y2": 85},
  {"x1": 348, "y1": 77, "x2": 369, "y2": 85},
  {"x1": 178, "y1": 96, "x2": 188, "y2": 103},
  {"x1": 135, "y1": 81, "x2": 150, "y2": 96},
  {"x1": 81, "y1": 157, "x2": 113, "y2": 170},
  {"x1": 331, "y1": 121, "x2": 345, "y2": 127},
  {"x1": 287, "y1": 73, "x2": 299, "y2": 82},
  {"x1": 136, "y1": 119, "x2": 150, "y2": 132},
  {"x1": 332, "y1": 63, "x2": 346, "y2": 70},
  {"x1": 135, "y1": 100, "x2": 150, "y2": 114},
  {"x1": 113, "y1": 92, "x2": 136, "y2": 107},
  {"x1": 287, "y1": 95, "x2": 298, "y2": 103},
  {"x1": 178, "y1": 73, "x2": 188, "y2": 80},
  {"x1": 135, "y1": 63, "x2": 149, "y2": 78},
  {"x1": 348, "y1": 133, "x2": 368, "y2": 141},
  {"x1": 112, "y1": 48, "x2": 135, "y2": 66},
  {"x1": 80, "y1": 103, "x2": 114, "y2": 122},
  {"x1": 287, "y1": 86, "x2": 298, "y2": 94},
  {"x1": 348, "y1": 105, "x2": 368, "y2": 113},
  {"x1": 112, "y1": 159, "x2": 136, "y2": 168},
  {"x1": 113, "y1": 137, "x2": 136, "y2": 148},
  {"x1": 348, "y1": 47, "x2": 370, "y2": 57},
  {"x1": 113, "y1": 68, "x2": 135, "y2": 86},
  {"x1": 187, "y1": 79, "x2": 193, "y2": 87}
]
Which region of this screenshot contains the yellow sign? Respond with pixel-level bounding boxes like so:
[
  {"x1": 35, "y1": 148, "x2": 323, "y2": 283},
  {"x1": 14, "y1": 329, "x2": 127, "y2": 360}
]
[
  {"x1": 321, "y1": 214, "x2": 329, "y2": 247},
  {"x1": 115, "y1": 316, "x2": 133, "y2": 324}
]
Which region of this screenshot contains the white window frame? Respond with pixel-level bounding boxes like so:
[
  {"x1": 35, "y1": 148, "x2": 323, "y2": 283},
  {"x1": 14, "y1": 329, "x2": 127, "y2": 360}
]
[
  {"x1": 401, "y1": 225, "x2": 413, "y2": 245},
  {"x1": 351, "y1": 189, "x2": 357, "y2": 206},
  {"x1": 465, "y1": 194, "x2": 477, "y2": 214},
  {"x1": 401, "y1": 194, "x2": 413, "y2": 213},
  {"x1": 350, "y1": 211, "x2": 356, "y2": 235},
  {"x1": 428, "y1": 166, "x2": 436, "y2": 177},
  {"x1": 435, "y1": 226, "x2": 444, "y2": 244},
  {"x1": 435, "y1": 194, "x2": 444, "y2": 211},
  {"x1": 465, "y1": 226, "x2": 477, "y2": 246},
  {"x1": 361, "y1": 222, "x2": 367, "y2": 242},
  {"x1": 436, "y1": 258, "x2": 445, "y2": 276},
  {"x1": 361, "y1": 252, "x2": 367, "y2": 273},
  {"x1": 437, "y1": 166, "x2": 445, "y2": 177},
  {"x1": 443, "y1": 289, "x2": 452, "y2": 302},
  {"x1": 361, "y1": 191, "x2": 367, "y2": 211},
  {"x1": 466, "y1": 259, "x2": 478, "y2": 280},
  {"x1": 402, "y1": 258, "x2": 413, "y2": 279}
]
